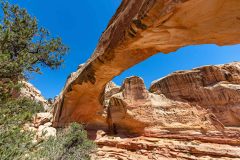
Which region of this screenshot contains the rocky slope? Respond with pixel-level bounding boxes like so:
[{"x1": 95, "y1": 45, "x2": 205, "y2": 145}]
[
  {"x1": 53, "y1": 0, "x2": 240, "y2": 126},
  {"x1": 92, "y1": 62, "x2": 240, "y2": 160},
  {"x1": 20, "y1": 81, "x2": 49, "y2": 109},
  {"x1": 20, "y1": 81, "x2": 55, "y2": 140}
]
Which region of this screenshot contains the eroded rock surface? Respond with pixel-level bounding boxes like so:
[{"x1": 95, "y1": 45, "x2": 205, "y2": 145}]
[
  {"x1": 33, "y1": 112, "x2": 53, "y2": 127},
  {"x1": 106, "y1": 76, "x2": 220, "y2": 134},
  {"x1": 93, "y1": 133, "x2": 240, "y2": 160},
  {"x1": 20, "y1": 81, "x2": 49, "y2": 109},
  {"x1": 53, "y1": 0, "x2": 240, "y2": 127},
  {"x1": 150, "y1": 62, "x2": 240, "y2": 127},
  {"x1": 93, "y1": 62, "x2": 240, "y2": 159}
]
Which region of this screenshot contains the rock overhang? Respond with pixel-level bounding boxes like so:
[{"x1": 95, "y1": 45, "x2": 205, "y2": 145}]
[{"x1": 53, "y1": 0, "x2": 240, "y2": 127}]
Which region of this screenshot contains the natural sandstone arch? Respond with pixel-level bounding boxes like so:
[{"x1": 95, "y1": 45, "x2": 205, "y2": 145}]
[{"x1": 53, "y1": 0, "x2": 240, "y2": 127}]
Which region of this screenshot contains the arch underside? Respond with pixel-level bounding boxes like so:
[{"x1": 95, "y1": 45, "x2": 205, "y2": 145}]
[{"x1": 53, "y1": 0, "x2": 240, "y2": 127}]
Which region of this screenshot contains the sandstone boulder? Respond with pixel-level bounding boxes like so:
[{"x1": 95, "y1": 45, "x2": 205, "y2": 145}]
[
  {"x1": 37, "y1": 125, "x2": 56, "y2": 139},
  {"x1": 33, "y1": 112, "x2": 53, "y2": 127}
]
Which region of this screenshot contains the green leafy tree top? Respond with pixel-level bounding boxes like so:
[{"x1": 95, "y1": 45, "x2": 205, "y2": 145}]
[{"x1": 0, "y1": 1, "x2": 69, "y2": 80}]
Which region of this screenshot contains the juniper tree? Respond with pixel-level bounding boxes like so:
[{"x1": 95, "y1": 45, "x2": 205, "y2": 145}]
[
  {"x1": 0, "y1": 2, "x2": 68, "y2": 78},
  {"x1": 0, "y1": 2, "x2": 68, "y2": 99}
]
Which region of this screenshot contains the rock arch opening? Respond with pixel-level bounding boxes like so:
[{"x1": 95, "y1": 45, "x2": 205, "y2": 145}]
[{"x1": 53, "y1": 0, "x2": 240, "y2": 131}]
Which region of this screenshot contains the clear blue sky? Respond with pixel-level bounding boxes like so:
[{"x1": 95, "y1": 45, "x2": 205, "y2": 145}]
[{"x1": 11, "y1": 0, "x2": 240, "y2": 98}]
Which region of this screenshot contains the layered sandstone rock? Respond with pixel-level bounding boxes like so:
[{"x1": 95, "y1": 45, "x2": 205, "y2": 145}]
[
  {"x1": 93, "y1": 133, "x2": 240, "y2": 160},
  {"x1": 104, "y1": 62, "x2": 240, "y2": 132},
  {"x1": 92, "y1": 63, "x2": 240, "y2": 159},
  {"x1": 106, "y1": 76, "x2": 221, "y2": 134},
  {"x1": 53, "y1": 0, "x2": 240, "y2": 126},
  {"x1": 150, "y1": 62, "x2": 240, "y2": 127}
]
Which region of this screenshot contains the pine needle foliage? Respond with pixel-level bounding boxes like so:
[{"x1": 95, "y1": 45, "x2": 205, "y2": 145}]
[{"x1": 0, "y1": 1, "x2": 68, "y2": 80}]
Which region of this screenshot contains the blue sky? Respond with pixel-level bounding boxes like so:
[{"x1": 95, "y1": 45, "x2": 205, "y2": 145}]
[{"x1": 11, "y1": 0, "x2": 240, "y2": 98}]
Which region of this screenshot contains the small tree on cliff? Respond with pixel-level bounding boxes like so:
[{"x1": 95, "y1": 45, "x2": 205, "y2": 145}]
[{"x1": 0, "y1": 1, "x2": 68, "y2": 99}]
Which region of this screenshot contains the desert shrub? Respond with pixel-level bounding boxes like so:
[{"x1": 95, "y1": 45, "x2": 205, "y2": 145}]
[
  {"x1": 0, "y1": 97, "x2": 43, "y2": 126},
  {"x1": 33, "y1": 123, "x2": 96, "y2": 160},
  {"x1": 0, "y1": 98, "x2": 96, "y2": 160},
  {"x1": 0, "y1": 98, "x2": 44, "y2": 160}
]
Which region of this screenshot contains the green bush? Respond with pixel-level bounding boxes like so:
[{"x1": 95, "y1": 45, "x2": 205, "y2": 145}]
[
  {"x1": 33, "y1": 123, "x2": 96, "y2": 160},
  {"x1": 0, "y1": 98, "x2": 96, "y2": 160},
  {"x1": 0, "y1": 98, "x2": 44, "y2": 160},
  {"x1": 0, "y1": 98, "x2": 43, "y2": 126}
]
